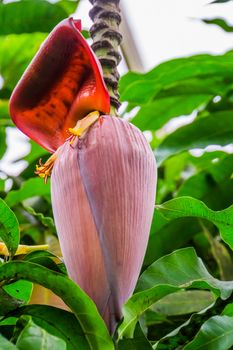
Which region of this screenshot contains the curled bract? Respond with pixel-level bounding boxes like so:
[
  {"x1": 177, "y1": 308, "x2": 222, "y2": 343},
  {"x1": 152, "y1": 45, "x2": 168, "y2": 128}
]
[{"x1": 9, "y1": 18, "x2": 110, "y2": 152}]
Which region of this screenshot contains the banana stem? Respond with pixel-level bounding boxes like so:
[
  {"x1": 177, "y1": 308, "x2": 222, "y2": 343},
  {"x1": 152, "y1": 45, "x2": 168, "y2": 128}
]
[{"x1": 89, "y1": 0, "x2": 122, "y2": 114}]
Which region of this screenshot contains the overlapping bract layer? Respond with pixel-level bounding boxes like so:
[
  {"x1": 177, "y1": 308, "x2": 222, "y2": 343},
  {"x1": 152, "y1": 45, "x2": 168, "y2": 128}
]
[
  {"x1": 51, "y1": 116, "x2": 156, "y2": 333},
  {"x1": 9, "y1": 18, "x2": 110, "y2": 152},
  {"x1": 9, "y1": 17, "x2": 157, "y2": 334}
]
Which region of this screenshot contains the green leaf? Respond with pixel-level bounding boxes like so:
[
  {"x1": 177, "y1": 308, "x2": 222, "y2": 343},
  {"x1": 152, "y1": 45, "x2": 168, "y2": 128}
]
[
  {"x1": 23, "y1": 251, "x2": 62, "y2": 273},
  {"x1": 119, "y1": 247, "x2": 233, "y2": 338},
  {"x1": 119, "y1": 285, "x2": 179, "y2": 339},
  {"x1": 24, "y1": 141, "x2": 48, "y2": 164},
  {"x1": 23, "y1": 250, "x2": 58, "y2": 262},
  {"x1": 156, "y1": 196, "x2": 233, "y2": 249},
  {"x1": 183, "y1": 316, "x2": 233, "y2": 350},
  {"x1": 118, "y1": 323, "x2": 153, "y2": 349},
  {"x1": 0, "y1": 179, "x2": 5, "y2": 192},
  {"x1": 24, "y1": 206, "x2": 55, "y2": 231},
  {"x1": 120, "y1": 80, "x2": 161, "y2": 104},
  {"x1": 22, "y1": 250, "x2": 64, "y2": 273},
  {"x1": 58, "y1": 0, "x2": 79, "y2": 14},
  {"x1": 81, "y1": 29, "x2": 90, "y2": 39},
  {"x1": 153, "y1": 299, "x2": 219, "y2": 349},
  {"x1": 4, "y1": 280, "x2": 33, "y2": 304},
  {"x1": 159, "y1": 76, "x2": 229, "y2": 97},
  {"x1": 200, "y1": 178, "x2": 233, "y2": 212},
  {"x1": 210, "y1": 0, "x2": 232, "y2": 3},
  {"x1": 202, "y1": 18, "x2": 233, "y2": 32},
  {"x1": 16, "y1": 317, "x2": 66, "y2": 350},
  {"x1": 0, "y1": 335, "x2": 17, "y2": 349},
  {"x1": 0, "y1": 33, "x2": 47, "y2": 90},
  {"x1": 0, "y1": 87, "x2": 11, "y2": 99},
  {"x1": 144, "y1": 213, "x2": 200, "y2": 266},
  {"x1": 0, "y1": 99, "x2": 10, "y2": 120},
  {"x1": 138, "y1": 248, "x2": 232, "y2": 296},
  {"x1": 155, "y1": 151, "x2": 230, "y2": 205},
  {"x1": 205, "y1": 228, "x2": 233, "y2": 281},
  {"x1": 222, "y1": 303, "x2": 233, "y2": 316},
  {"x1": 0, "y1": 127, "x2": 7, "y2": 159},
  {"x1": 188, "y1": 150, "x2": 228, "y2": 171},
  {"x1": 9, "y1": 305, "x2": 91, "y2": 350},
  {"x1": 0, "y1": 198, "x2": 20, "y2": 256},
  {"x1": 132, "y1": 94, "x2": 211, "y2": 131},
  {"x1": 155, "y1": 152, "x2": 189, "y2": 203},
  {"x1": 146, "y1": 150, "x2": 232, "y2": 262},
  {"x1": 156, "y1": 111, "x2": 233, "y2": 165},
  {"x1": 177, "y1": 154, "x2": 233, "y2": 206},
  {"x1": 152, "y1": 290, "x2": 215, "y2": 316},
  {"x1": 0, "y1": 288, "x2": 23, "y2": 316},
  {"x1": 5, "y1": 178, "x2": 51, "y2": 207},
  {"x1": 120, "y1": 53, "x2": 233, "y2": 101},
  {"x1": 0, "y1": 261, "x2": 114, "y2": 350},
  {"x1": 0, "y1": 0, "x2": 77, "y2": 35},
  {"x1": 128, "y1": 75, "x2": 230, "y2": 131}
]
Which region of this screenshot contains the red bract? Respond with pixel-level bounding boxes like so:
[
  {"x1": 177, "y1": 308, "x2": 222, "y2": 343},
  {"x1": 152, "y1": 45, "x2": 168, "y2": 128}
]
[
  {"x1": 9, "y1": 18, "x2": 110, "y2": 152},
  {"x1": 51, "y1": 116, "x2": 156, "y2": 333}
]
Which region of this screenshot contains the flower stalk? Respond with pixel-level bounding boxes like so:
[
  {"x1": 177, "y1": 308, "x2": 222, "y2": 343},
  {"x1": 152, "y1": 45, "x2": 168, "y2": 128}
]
[{"x1": 89, "y1": 0, "x2": 122, "y2": 114}]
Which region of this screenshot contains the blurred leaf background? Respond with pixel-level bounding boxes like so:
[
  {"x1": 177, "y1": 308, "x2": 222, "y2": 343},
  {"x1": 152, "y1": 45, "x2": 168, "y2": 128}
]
[{"x1": 0, "y1": 0, "x2": 233, "y2": 349}]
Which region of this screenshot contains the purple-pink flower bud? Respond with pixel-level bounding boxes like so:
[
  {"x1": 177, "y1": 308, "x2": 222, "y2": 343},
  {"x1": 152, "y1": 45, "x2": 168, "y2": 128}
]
[{"x1": 51, "y1": 115, "x2": 156, "y2": 333}]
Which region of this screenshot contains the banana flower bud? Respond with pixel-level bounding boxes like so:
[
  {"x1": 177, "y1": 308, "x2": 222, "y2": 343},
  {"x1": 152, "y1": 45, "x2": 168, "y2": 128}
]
[{"x1": 9, "y1": 18, "x2": 157, "y2": 333}]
